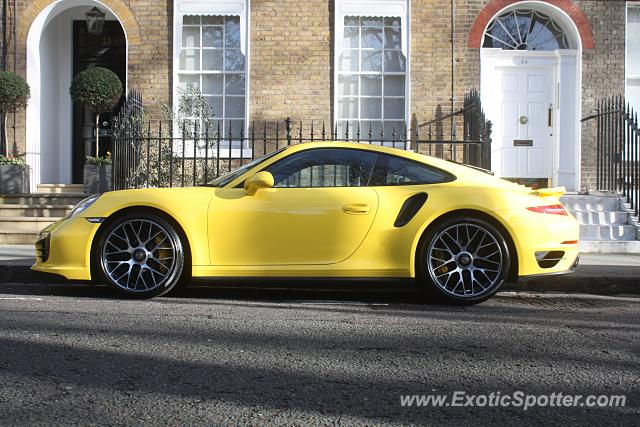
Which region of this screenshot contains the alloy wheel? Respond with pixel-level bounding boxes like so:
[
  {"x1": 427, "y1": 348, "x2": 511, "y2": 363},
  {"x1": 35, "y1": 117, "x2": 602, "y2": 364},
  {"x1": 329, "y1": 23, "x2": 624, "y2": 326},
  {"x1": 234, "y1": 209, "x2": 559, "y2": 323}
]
[
  {"x1": 101, "y1": 219, "x2": 178, "y2": 292},
  {"x1": 426, "y1": 223, "x2": 504, "y2": 298}
]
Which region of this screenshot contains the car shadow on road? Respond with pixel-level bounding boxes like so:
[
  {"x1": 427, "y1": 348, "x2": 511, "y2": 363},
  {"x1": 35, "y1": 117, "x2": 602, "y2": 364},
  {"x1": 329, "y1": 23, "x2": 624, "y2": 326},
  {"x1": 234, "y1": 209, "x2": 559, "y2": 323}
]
[{"x1": 0, "y1": 280, "x2": 431, "y2": 304}]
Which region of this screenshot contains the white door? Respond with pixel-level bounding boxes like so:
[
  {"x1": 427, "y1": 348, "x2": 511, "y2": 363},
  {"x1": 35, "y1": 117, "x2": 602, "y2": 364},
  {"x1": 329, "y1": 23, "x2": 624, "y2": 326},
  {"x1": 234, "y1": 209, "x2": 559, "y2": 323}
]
[{"x1": 492, "y1": 67, "x2": 555, "y2": 180}]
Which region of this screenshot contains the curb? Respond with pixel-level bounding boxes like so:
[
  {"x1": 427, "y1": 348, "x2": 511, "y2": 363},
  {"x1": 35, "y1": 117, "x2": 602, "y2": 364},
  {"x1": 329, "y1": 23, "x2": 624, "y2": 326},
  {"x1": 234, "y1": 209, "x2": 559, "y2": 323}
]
[{"x1": 0, "y1": 265, "x2": 638, "y2": 296}]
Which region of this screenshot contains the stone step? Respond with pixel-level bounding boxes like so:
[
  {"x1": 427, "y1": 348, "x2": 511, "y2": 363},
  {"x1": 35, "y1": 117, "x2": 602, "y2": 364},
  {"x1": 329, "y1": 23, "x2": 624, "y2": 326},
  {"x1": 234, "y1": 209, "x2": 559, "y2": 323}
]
[
  {"x1": 0, "y1": 204, "x2": 73, "y2": 218},
  {"x1": 569, "y1": 210, "x2": 629, "y2": 225},
  {"x1": 579, "y1": 224, "x2": 637, "y2": 241},
  {"x1": 0, "y1": 193, "x2": 86, "y2": 206},
  {"x1": 37, "y1": 184, "x2": 85, "y2": 194},
  {"x1": 579, "y1": 240, "x2": 640, "y2": 253},
  {"x1": 0, "y1": 217, "x2": 60, "y2": 232},
  {"x1": 560, "y1": 195, "x2": 621, "y2": 212},
  {"x1": 0, "y1": 230, "x2": 38, "y2": 245}
]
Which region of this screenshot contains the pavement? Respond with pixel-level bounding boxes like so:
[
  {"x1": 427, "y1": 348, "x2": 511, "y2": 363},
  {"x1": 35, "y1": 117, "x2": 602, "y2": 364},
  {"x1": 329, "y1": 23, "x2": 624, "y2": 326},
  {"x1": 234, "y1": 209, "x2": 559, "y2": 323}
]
[
  {"x1": 1, "y1": 245, "x2": 639, "y2": 295},
  {"x1": 0, "y1": 287, "x2": 637, "y2": 425}
]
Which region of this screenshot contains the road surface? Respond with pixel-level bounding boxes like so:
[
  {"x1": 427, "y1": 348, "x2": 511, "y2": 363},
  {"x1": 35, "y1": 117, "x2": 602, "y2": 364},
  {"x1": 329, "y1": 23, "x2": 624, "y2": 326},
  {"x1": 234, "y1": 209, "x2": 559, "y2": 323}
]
[{"x1": 0, "y1": 283, "x2": 638, "y2": 425}]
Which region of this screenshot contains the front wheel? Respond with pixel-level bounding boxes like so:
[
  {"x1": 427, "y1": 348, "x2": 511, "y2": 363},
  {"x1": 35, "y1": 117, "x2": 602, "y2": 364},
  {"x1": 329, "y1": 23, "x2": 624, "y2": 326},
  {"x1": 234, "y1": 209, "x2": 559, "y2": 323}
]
[
  {"x1": 96, "y1": 213, "x2": 185, "y2": 298},
  {"x1": 417, "y1": 217, "x2": 510, "y2": 305}
]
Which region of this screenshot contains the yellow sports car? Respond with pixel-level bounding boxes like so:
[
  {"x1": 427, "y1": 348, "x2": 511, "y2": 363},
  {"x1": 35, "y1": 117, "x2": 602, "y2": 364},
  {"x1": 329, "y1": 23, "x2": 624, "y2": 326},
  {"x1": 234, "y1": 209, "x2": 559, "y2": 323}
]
[{"x1": 32, "y1": 142, "x2": 579, "y2": 304}]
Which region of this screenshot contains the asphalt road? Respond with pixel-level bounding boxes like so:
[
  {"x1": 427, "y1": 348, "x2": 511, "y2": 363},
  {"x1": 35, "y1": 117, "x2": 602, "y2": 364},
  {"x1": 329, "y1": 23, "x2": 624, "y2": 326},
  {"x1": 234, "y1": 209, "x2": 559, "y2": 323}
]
[{"x1": 0, "y1": 283, "x2": 638, "y2": 426}]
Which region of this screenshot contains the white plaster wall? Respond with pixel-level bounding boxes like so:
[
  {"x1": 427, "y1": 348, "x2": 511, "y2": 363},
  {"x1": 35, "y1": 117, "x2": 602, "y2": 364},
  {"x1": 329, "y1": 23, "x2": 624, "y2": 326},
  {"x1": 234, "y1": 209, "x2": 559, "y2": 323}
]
[
  {"x1": 26, "y1": 0, "x2": 120, "y2": 190},
  {"x1": 555, "y1": 52, "x2": 578, "y2": 190},
  {"x1": 39, "y1": 7, "x2": 118, "y2": 184}
]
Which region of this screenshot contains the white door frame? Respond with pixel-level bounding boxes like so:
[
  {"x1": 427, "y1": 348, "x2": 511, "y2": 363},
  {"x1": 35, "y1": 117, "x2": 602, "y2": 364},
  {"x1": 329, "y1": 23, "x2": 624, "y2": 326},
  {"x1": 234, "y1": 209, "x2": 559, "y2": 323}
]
[
  {"x1": 25, "y1": 0, "x2": 128, "y2": 191},
  {"x1": 478, "y1": 1, "x2": 583, "y2": 191},
  {"x1": 481, "y1": 48, "x2": 580, "y2": 191}
]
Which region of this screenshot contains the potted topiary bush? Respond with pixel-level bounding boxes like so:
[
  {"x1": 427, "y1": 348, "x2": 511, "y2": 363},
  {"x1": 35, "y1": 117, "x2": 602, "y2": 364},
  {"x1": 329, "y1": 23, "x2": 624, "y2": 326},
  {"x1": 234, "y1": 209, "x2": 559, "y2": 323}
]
[
  {"x1": 0, "y1": 71, "x2": 31, "y2": 194},
  {"x1": 70, "y1": 67, "x2": 122, "y2": 193}
]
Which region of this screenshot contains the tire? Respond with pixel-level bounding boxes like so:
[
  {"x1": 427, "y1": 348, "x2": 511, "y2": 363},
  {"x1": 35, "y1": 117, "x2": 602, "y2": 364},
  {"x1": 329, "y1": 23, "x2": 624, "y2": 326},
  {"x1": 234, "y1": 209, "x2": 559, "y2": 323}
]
[
  {"x1": 416, "y1": 216, "x2": 510, "y2": 305},
  {"x1": 96, "y1": 213, "x2": 185, "y2": 298}
]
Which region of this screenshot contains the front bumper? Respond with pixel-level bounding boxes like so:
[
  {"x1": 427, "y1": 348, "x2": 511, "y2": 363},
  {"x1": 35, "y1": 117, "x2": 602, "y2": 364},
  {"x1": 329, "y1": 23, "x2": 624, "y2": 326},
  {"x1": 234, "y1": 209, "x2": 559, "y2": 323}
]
[{"x1": 31, "y1": 217, "x2": 100, "y2": 280}]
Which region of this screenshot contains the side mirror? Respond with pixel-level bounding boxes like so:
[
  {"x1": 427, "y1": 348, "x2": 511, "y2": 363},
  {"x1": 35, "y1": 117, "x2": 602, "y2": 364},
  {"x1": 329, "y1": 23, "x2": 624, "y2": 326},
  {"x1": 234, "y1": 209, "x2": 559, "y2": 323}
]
[{"x1": 244, "y1": 171, "x2": 274, "y2": 196}]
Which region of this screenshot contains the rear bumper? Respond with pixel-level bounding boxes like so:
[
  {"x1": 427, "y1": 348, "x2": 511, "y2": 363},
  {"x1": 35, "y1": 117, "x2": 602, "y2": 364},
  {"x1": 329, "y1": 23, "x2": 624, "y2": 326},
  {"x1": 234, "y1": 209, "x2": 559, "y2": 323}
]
[
  {"x1": 518, "y1": 255, "x2": 579, "y2": 281},
  {"x1": 494, "y1": 208, "x2": 580, "y2": 279}
]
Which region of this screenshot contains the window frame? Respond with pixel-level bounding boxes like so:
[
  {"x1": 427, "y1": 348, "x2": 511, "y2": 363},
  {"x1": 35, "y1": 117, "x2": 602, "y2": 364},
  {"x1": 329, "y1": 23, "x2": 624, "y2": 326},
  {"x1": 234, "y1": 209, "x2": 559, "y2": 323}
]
[
  {"x1": 626, "y1": 3, "x2": 640, "y2": 113},
  {"x1": 173, "y1": 0, "x2": 250, "y2": 158},
  {"x1": 264, "y1": 147, "x2": 379, "y2": 188},
  {"x1": 368, "y1": 152, "x2": 456, "y2": 187},
  {"x1": 333, "y1": 0, "x2": 410, "y2": 143},
  {"x1": 258, "y1": 147, "x2": 456, "y2": 188}
]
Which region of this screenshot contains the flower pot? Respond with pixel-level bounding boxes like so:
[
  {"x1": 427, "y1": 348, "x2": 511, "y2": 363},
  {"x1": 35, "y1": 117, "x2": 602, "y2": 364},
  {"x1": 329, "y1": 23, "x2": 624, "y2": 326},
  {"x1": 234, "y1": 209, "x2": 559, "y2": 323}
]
[
  {"x1": 84, "y1": 163, "x2": 112, "y2": 194},
  {"x1": 0, "y1": 164, "x2": 30, "y2": 194}
]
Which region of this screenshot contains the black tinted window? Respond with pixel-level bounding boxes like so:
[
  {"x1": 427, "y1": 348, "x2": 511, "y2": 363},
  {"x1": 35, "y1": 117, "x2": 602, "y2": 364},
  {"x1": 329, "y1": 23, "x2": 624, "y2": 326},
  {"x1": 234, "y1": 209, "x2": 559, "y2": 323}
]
[
  {"x1": 370, "y1": 154, "x2": 453, "y2": 185},
  {"x1": 265, "y1": 148, "x2": 377, "y2": 188}
]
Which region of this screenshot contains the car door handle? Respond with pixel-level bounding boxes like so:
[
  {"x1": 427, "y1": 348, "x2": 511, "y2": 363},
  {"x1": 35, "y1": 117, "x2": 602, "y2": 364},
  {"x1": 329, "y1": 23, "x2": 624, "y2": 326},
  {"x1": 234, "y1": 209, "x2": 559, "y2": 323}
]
[{"x1": 342, "y1": 203, "x2": 371, "y2": 214}]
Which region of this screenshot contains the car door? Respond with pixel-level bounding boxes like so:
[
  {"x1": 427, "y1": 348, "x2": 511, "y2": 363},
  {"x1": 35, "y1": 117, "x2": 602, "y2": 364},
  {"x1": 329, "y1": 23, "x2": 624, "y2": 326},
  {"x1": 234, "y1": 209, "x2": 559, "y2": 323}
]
[{"x1": 208, "y1": 148, "x2": 379, "y2": 266}]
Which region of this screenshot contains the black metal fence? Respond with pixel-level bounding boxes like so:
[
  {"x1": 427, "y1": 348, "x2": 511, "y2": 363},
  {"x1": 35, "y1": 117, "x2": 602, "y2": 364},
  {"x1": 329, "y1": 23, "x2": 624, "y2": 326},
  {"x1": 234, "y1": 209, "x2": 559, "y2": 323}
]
[
  {"x1": 112, "y1": 90, "x2": 491, "y2": 190},
  {"x1": 111, "y1": 90, "x2": 144, "y2": 190},
  {"x1": 583, "y1": 95, "x2": 640, "y2": 217}
]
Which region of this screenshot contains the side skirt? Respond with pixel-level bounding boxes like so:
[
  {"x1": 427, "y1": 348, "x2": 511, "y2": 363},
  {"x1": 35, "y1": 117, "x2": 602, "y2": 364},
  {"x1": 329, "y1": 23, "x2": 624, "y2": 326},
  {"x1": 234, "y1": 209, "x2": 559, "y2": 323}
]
[{"x1": 189, "y1": 276, "x2": 417, "y2": 289}]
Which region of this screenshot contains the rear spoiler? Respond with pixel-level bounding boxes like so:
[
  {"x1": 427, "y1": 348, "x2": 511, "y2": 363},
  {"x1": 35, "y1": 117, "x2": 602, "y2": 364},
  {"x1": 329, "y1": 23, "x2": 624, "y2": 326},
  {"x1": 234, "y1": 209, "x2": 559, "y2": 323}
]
[{"x1": 528, "y1": 186, "x2": 566, "y2": 198}]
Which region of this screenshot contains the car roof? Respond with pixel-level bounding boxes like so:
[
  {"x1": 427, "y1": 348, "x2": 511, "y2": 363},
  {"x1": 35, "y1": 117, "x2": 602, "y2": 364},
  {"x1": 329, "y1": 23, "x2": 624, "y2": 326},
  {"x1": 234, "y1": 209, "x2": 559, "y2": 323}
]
[{"x1": 281, "y1": 141, "x2": 454, "y2": 168}]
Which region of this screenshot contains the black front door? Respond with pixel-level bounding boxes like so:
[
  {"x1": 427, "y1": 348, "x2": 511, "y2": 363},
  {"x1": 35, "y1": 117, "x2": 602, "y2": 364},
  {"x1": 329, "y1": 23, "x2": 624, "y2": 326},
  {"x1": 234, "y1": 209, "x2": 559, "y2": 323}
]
[{"x1": 72, "y1": 21, "x2": 126, "y2": 184}]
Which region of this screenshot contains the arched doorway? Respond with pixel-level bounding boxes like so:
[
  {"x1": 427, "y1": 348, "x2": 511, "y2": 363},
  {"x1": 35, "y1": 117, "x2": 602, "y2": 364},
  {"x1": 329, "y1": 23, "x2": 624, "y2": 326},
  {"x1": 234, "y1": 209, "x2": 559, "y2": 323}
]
[
  {"x1": 479, "y1": 2, "x2": 583, "y2": 191},
  {"x1": 25, "y1": 0, "x2": 127, "y2": 188}
]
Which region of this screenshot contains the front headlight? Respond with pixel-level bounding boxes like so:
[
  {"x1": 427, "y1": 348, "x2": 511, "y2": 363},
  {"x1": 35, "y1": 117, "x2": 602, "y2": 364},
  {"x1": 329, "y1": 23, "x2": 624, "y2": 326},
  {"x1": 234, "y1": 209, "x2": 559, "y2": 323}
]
[{"x1": 64, "y1": 195, "x2": 100, "y2": 220}]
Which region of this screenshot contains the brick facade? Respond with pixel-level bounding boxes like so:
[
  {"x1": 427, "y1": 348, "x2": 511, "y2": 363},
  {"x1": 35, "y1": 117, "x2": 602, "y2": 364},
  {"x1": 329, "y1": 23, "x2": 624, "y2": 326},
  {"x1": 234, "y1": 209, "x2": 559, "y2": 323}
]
[
  {"x1": 575, "y1": 0, "x2": 626, "y2": 190},
  {"x1": 0, "y1": 0, "x2": 629, "y2": 190}
]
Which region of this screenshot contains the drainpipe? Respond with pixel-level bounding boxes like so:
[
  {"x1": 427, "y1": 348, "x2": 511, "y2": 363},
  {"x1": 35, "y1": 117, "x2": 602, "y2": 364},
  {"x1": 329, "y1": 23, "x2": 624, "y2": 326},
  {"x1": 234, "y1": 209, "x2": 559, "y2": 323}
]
[
  {"x1": 12, "y1": 0, "x2": 16, "y2": 147},
  {"x1": 12, "y1": 0, "x2": 15, "y2": 73},
  {"x1": 450, "y1": 0, "x2": 455, "y2": 143},
  {"x1": 1, "y1": 0, "x2": 7, "y2": 71},
  {"x1": 1, "y1": 0, "x2": 6, "y2": 155}
]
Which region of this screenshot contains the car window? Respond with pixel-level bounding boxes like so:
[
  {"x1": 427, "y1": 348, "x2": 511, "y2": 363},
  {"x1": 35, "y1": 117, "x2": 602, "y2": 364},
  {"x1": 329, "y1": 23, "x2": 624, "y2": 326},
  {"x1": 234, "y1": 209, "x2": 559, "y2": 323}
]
[
  {"x1": 369, "y1": 153, "x2": 454, "y2": 186},
  {"x1": 207, "y1": 147, "x2": 286, "y2": 187},
  {"x1": 265, "y1": 148, "x2": 377, "y2": 188}
]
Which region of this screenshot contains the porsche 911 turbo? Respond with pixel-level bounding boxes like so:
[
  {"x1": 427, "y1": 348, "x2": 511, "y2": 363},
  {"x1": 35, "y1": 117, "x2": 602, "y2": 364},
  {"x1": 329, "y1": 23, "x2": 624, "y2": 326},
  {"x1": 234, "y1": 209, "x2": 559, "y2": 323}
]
[{"x1": 32, "y1": 142, "x2": 579, "y2": 304}]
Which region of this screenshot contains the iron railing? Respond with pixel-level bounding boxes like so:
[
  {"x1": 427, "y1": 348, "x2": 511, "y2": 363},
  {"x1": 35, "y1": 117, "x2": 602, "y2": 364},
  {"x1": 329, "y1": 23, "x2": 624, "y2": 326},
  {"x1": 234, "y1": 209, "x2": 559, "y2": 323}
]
[
  {"x1": 111, "y1": 90, "x2": 491, "y2": 190},
  {"x1": 111, "y1": 90, "x2": 144, "y2": 190},
  {"x1": 583, "y1": 95, "x2": 640, "y2": 217}
]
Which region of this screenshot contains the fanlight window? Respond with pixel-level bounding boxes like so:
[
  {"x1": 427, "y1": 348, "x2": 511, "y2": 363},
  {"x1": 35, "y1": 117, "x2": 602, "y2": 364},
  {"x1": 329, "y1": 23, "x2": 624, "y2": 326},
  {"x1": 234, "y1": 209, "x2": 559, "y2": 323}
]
[{"x1": 482, "y1": 9, "x2": 569, "y2": 50}]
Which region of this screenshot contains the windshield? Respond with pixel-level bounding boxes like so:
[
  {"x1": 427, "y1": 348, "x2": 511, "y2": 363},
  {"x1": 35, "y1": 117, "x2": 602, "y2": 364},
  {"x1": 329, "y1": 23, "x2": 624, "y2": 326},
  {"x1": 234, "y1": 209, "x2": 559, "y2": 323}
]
[{"x1": 206, "y1": 147, "x2": 287, "y2": 187}]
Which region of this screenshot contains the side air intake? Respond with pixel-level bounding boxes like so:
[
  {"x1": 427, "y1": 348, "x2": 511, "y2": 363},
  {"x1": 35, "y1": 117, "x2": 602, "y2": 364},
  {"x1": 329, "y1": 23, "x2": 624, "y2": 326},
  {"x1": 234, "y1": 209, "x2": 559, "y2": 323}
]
[{"x1": 394, "y1": 193, "x2": 428, "y2": 227}]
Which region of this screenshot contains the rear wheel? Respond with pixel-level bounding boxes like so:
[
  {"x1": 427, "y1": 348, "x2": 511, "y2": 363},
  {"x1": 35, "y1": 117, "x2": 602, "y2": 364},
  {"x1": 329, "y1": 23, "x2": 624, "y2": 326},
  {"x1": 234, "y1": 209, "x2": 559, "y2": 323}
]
[
  {"x1": 417, "y1": 217, "x2": 510, "y2": 304},
  {"x1": 97, "y1": 213, "x2": 184, "y2": 298}
]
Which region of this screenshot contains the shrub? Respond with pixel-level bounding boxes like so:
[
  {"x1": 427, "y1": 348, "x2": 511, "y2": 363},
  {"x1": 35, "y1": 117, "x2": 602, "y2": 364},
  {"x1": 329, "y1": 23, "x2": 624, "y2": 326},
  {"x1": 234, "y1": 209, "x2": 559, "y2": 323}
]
[
  {"x1": 0, "y1": 72, "x2": 30, "y2": 157},
  {"x1": 70, "y1": 67, "x2": 123, "y2": 158},
  {"x1": 0, "y1": 154, "x2": 27, "y2": 166}
]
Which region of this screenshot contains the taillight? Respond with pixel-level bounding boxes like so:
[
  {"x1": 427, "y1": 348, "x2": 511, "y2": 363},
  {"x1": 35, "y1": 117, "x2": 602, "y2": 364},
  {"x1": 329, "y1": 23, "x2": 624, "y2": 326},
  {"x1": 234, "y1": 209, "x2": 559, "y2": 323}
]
[{"x1": 526, "y1": 204, "x2": 568, "y2": 215}]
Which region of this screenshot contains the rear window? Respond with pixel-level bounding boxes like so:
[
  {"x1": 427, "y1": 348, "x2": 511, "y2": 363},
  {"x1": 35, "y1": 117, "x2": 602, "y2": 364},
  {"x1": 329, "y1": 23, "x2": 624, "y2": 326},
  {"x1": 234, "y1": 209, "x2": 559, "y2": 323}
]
[{"x1": 369, "y1": 153, "x2": 454, "y2": 186}]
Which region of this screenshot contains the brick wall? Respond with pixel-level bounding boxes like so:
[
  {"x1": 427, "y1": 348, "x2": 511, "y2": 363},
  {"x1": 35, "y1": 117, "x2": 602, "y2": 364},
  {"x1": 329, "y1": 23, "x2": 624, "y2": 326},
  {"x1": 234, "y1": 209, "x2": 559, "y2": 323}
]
[
  {"x1": 250, "y1": 0, "x2": 332, "y2": 126},
  {"x1": 2, "y1": 0, "x2": 173, "y2": 157},
  {"x1": 575, "y1": 0, "x2": 626, "y2": 191},
  {"x1": 1, "y1": 0, "x2": 629, "y2": 190}
]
